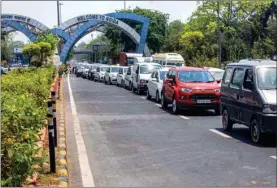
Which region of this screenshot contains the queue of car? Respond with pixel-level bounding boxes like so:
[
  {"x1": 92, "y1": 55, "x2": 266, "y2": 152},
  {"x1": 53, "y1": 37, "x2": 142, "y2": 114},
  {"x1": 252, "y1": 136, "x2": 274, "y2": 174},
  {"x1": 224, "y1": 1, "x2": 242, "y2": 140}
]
[{"x1": 72, "y1": 59, "x2": 276, "y2": 144}]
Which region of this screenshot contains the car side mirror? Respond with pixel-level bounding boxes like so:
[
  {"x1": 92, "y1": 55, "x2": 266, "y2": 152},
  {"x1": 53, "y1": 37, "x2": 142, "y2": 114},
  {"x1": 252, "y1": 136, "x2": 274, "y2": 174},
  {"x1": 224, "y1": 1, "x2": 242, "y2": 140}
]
[{"x1": 216, "y1": 79, "x2": 221, "y2": 84}]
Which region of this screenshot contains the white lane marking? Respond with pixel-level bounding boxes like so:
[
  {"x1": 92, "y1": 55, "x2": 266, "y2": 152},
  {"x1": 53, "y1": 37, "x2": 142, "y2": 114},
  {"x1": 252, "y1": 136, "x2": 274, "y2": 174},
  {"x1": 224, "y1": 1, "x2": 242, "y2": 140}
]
[
  {"x1": 68, "y1": 76, "x2": 95, "y2": 187},
  {"x1": 155, "y1": 103, "x2": 161, "y2": 107},
  {"x1": 178, "y1": 115, "x2": 189, "y2": 120},
  {"x1": 209, "y1": 129, "x2": 232, "y2": 138},
  {"x1": 141, "y1": 96, "x2": 146, "y2": 99},
  {"x1": 270, "y1": 156, "x2": 277, "y2": 160}
]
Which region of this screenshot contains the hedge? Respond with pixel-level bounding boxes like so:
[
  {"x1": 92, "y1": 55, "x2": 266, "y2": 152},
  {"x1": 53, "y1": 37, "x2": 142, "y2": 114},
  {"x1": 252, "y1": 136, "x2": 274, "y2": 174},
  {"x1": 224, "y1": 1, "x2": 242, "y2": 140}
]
[{"x1": 1, "y1": 66, "x2": 56, "y2": 187}]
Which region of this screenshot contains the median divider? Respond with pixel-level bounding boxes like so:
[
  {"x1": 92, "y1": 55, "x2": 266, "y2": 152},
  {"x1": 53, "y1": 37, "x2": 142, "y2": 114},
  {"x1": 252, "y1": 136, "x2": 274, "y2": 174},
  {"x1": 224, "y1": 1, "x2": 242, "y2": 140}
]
[{"x1": 56, "y1": 77, "x2": 69, "y2": 187}]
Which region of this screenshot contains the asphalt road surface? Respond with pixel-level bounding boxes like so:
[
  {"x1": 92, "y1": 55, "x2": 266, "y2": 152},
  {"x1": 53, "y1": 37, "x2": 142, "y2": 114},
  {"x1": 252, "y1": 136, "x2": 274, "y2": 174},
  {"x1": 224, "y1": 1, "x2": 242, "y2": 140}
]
[{"x1": 65, "y1": 74, "x2": 276, "y2": 187}]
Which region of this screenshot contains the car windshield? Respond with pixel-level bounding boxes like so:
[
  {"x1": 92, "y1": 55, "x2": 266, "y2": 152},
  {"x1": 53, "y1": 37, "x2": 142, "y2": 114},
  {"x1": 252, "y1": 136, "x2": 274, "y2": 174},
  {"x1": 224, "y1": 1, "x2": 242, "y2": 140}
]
[
  {"x1": 166, "y1": 62, "x2": 183, "y2": 67},
  {"x1": 140, "y1": 65, "x2": 161, "y2": 74},
  {"x1": 101, "y1": 67, "x2": 109, "y2": 71},
  {"x1": 210, "y1": 71, "x2": 224, "y2": 80},
  {"x1": 178, "y1": 71, "x2": 215, "y2": 83},
  {"x1": 111, "y1": 67, "x2": 120, "y2": 72},
  {"x1": 160, "y1": 71, "x2": 168, "y2": 80},
  {"x1": 257, "y1": 67, "x2": 277, "y2": 90}
]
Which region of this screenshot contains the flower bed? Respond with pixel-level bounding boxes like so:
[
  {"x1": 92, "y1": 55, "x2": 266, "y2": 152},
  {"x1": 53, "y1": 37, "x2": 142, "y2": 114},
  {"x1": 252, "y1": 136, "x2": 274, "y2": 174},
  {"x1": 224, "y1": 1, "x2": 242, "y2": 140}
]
[{"x1": 1, "y1": 66, "x2": 56, "y2": 187}]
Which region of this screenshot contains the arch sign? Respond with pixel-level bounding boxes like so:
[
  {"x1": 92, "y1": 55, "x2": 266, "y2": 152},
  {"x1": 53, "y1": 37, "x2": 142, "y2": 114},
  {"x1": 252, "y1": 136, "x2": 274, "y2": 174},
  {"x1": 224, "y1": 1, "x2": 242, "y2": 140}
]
[{"x1": 1, "y1": 13, "x2": 151, "y2": 63}]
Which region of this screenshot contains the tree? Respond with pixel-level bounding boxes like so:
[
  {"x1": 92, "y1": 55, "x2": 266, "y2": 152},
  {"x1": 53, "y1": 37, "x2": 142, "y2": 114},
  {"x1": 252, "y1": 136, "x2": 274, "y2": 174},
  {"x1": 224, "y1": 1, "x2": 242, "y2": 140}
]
[
  {"x1": 162, "y1": 20, "x2": 184, "y2": 52},
  {"x1": 35, "y1": 32, "x2": 58, "y2": 54},
  {"x1": 37, "y1": 42, "x2": 52, "y2": 65},
  {"x1": 22, "y1": 43, "x2": 41, "y2": 66},
  {"x1": 1, "y1": 33, "x2": 11, "y2": 61},
  {"x1": 104, "y1": 7, "x2": 169, "y2": 55}
]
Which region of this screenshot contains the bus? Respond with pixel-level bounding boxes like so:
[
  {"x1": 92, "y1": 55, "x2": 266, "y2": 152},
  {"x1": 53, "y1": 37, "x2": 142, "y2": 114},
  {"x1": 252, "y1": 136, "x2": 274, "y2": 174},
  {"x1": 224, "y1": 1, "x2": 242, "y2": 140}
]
[{"x1": 152, "y1": 53, "x2": 185, "y2": 67}]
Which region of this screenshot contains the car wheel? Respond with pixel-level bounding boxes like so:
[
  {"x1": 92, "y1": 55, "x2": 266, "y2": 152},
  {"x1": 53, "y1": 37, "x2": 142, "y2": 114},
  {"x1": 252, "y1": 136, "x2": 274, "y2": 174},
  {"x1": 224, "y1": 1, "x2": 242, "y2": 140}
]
[
  {"x1": 109, "y1": 77, "x2": 112, "y2": 85},
  {"x1": 214, "y1": 107, "x2": 220, "y2": 115},
  {"x1": 146, "y1": 89, "x2": 151, "y2": 100},
  {"x1": 161, "y1": 93, "x2": 168, "y2": 109},
  {"x1": 156, "y1": 91, "x2": 160, "y2": 103},
  {"x1": 104, "y1": 78, "x2": 107, "y2": 84},
  {"x1": 172, "y1": 98, "x2": 180, "y2": 114},
  {"x1": 251, "y1": 119, "x2": 264, "y2": 144},
  {"x1": 132, "y1": 85, "x2": 136, "y2": 93},
  {"x1": 222, "y1": 109, "x2": 233, "y2": 131}
]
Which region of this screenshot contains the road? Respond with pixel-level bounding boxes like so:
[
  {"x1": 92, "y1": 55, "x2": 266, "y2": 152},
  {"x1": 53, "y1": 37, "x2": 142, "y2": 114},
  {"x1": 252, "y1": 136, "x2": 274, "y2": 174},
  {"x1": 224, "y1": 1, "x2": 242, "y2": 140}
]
[{"x1": 65, "y1": 74, "x2": 276, "y2": 187}]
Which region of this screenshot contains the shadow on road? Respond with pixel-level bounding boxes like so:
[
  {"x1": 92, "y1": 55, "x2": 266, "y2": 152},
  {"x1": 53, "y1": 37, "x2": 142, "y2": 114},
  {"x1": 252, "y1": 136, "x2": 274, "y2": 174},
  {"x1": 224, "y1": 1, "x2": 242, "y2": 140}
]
[{"x1": 213, "y1": 127, "x2": 276, "y2": 148}]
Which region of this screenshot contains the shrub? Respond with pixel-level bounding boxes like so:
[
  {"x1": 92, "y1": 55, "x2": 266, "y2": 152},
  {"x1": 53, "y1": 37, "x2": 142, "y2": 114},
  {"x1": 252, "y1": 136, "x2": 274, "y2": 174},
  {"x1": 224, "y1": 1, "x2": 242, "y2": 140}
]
[{"x1": 1, "y1": 66, "x2": 56, "y2": 187}]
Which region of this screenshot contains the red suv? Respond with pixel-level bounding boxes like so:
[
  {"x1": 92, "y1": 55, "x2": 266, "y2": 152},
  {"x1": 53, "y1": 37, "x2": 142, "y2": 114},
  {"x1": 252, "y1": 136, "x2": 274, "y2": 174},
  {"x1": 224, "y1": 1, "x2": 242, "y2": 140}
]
[{"x1": 161, "y1": 66, "x2": 221, "y2": 115}]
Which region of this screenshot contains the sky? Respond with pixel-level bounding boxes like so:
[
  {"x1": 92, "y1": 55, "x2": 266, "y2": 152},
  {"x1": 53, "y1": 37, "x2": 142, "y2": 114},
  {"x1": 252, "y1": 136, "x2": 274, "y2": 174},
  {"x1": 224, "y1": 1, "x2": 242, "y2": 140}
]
[{"x1": 2, "y1": 1, "x2": 199, "y2": 45}]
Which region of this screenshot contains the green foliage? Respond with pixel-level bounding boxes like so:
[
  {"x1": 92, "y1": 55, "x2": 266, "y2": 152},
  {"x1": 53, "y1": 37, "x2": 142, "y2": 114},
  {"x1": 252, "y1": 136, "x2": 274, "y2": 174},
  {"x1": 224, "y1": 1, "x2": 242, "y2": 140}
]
[
  {"x1": 1, "y1": 33, "x2": 12, "y2": 61},
  {"x1": 104, "y1": 7, "x2": 169, "y2": 56},
  {"x1": 162, "y1": 20, "x2": 184, "y2": 52},
  {"x1": 35, "y1": 32, "x2": 59, "y2": 53},
  {"x1": 22, "y1": 43, "x2": 41, "y2": 66},
  {"x1": 1, "y1": 67, "x2": 56, "y2": 187},
  {"x1": 170, "y1": 0, "x2": 276, "y2": 66},
  {"x1": 37, "y1": 42, "x2": 52, "y2": 64}
]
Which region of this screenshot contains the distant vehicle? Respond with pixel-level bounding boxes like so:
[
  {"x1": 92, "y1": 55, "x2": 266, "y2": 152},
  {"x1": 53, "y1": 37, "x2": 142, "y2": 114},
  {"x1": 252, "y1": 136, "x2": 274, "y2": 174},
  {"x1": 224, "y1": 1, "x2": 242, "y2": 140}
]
[
  {"x1": 152, "y1": 53, "x2": 185, "y2": 67},
  {"x1": 146, "y1": 67, "x2": 169, "y2": 102},
  {"x1": 82, "y1": 64, "x2": 92, "y2": 79},
  {"x1": 220, "y1": 59, "x2": 276, "y2": 144},
  {"x1": 124, "y1": 65, "x2": 134, "y2": 90},
  {"x1": 132, "y1": 62, "x2": 162, "y2": 95},
  {"x1": 88, "y1": 64, "x2": 99, "y2": 80},
  {"x1": 116, "y1": 66, "x2": 128, "y2": 87},
  {"x1": 94, "y1": 65, "x2": 109, "y2": 82},
  {"x1": 161, "y1": 66, "x2": 221, "y2": 115},
  {"x1": 9, "y1": 63, "x2": 22, "y2": 69},
  {"x1": 119, "y1": 52, "x2": 143, "y2": 66},
  {"x1": 104, "y1": 66, "x2": 120, "y2": 85},
  {"x1": 204, "y1": 67, "x2": 225, "y2": 83}
]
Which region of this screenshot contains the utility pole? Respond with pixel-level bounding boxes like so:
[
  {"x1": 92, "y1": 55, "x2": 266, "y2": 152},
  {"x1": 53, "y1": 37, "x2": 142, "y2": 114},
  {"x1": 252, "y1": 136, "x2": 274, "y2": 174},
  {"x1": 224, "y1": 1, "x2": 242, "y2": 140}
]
[
  {"x1": 57, "y1": 1, "x2": 60, "y2": 26},
  {"x1": 217, "y1": 1, "x2": 221, "y2": 68},
  {"x1": 59, "y1": 2, "x2": 63, "y2": 24}
]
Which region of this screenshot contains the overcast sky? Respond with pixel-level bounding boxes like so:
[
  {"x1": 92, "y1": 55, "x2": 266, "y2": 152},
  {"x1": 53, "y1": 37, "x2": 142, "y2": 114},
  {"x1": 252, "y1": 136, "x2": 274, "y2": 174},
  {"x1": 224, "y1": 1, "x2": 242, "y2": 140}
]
[{"x1": 2, "y1": 1, "x2": 199, "y2": 44}]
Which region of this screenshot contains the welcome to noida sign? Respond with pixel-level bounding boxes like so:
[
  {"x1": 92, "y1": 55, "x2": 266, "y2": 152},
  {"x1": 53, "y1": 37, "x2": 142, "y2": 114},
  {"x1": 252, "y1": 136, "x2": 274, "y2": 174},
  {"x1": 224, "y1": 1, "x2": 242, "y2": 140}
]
[
  {"x1": 1, "y1": 14, "x2": 31, "y2": 22},
  {"x1": 76, "y1": 14, "x2": 119, "y2": 25}
]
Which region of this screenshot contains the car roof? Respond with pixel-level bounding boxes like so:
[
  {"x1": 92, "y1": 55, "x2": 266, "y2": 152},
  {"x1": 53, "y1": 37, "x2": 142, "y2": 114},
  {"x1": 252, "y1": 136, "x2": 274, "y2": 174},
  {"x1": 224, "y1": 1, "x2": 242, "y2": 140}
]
[
  {"x1": 204, "y1": 67, "x2": 224, "y2": 72},
  {"x1": 227, "y1": 59, "x2": 277, "y2": 68},
  {"x1": 136, "y1": 62, "x2": 161, "y2": 66},
  {"x1": 159, "y1": 67, "x2": 170, "y2": 72},
  {"x1": 172, "y1": 66, "x2": 205, "y2": 71}
]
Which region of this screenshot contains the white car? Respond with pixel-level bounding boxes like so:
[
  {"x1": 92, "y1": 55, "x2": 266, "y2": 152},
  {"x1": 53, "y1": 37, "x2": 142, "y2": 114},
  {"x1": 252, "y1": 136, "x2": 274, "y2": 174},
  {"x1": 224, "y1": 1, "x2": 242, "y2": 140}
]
[
  {"x1": 146, "y1": 67, "x2": 169, "y2": 102},
  {"x1": 124, "y1": 65, "x2": 134, "y2": 90},
  {"x1": 204, "y1": 67, "x2": 225, "y2": 84},
  {"x1": 132, "y1": 63, "x2": 162, "y2": 95},
  {"x1": 116, "y1": 67, "x2": 128, "y2": 87},
  {"x1": 104, "y1": 66, "x2": 120, "y2": 85},
  {"x1": 94, "y1": 65, "x2": 109, "y2": 82}
]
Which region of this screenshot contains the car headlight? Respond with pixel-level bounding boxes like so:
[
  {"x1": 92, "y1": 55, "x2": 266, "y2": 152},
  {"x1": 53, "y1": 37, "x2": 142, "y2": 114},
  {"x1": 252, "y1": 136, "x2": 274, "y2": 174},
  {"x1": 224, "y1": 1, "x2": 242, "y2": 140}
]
[
  {"x1": 263, "y1": 104, "x2": 277, "y2": 114},
  {"x1": 181, "y1": 88, "x2": 192, "y2": 92},
  {"x1": 214, "y1": 88, "x2": 221, "y2": 93},
  {"x1": 140, "y1": 79, "x2": 147, "y2": 83}
]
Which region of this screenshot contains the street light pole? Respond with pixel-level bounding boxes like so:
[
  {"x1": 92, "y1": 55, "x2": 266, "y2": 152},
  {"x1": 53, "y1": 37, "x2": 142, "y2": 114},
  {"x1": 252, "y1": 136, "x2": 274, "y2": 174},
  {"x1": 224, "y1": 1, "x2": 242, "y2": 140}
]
[{"x1": 217, "y1": 1, "x2": 221, "y2": 68}]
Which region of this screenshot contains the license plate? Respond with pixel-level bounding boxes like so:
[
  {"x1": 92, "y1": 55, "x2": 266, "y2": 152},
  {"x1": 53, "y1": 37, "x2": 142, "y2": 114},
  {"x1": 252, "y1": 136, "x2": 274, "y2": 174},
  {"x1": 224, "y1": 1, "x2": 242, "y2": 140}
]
[{"x1": 197, "y1": 100, "x2": 211, "y2": 103}]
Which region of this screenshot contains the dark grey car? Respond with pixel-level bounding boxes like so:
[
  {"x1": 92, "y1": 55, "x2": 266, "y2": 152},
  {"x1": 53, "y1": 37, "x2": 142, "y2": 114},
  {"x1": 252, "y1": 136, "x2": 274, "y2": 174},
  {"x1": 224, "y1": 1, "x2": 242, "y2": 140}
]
[{"x1": 220, "y1": 59, "x2": 276, "y2": 144}]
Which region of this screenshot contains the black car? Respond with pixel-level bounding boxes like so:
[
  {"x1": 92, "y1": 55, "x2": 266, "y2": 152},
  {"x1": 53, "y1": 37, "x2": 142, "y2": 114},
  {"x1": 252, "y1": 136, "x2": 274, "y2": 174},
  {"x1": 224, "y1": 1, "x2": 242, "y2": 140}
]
[{"x1": 220, "y1": 59, "x2": 276, "y2": 144}]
